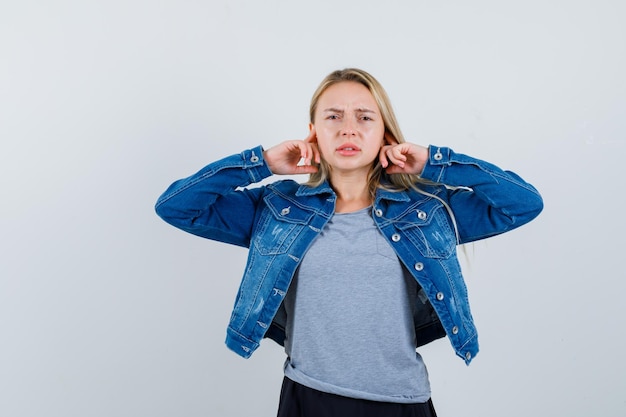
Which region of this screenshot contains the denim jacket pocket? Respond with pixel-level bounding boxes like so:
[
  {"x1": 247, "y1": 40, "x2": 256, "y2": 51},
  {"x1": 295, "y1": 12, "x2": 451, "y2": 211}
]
[
  {"x1": 394, "y1": 203, "x2": 456, "y2": 259},
  {"x1": 253, "y1": 193, "x2": 315, "y2": 255}
]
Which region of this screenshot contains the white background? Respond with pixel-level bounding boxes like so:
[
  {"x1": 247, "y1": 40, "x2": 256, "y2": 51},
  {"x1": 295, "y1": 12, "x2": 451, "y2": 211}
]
[{"x1": 1, "y1": 1, "x2": 625, "y2": 416}]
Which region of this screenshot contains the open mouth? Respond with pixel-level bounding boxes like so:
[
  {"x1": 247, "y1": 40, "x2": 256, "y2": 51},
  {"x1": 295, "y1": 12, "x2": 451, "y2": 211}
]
[{"x1": 336, "y1": 143, "x2": 361, "y2": 152}]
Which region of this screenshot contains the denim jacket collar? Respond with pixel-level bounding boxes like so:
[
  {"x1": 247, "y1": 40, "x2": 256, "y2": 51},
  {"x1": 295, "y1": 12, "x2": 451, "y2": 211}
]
[
  {"x1": 294, "y1": 180, "x2": 425, "y2": 204},
  {"x1": 295, "y1": 181, "x2": 334, "y2": 197},
  {"x1": 375, "y1": 187, "x2": 411, "y2": 202}
]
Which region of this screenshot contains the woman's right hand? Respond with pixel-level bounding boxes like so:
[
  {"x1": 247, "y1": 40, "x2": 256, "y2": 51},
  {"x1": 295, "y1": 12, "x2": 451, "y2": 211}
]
[{"x1": 263, "y1": 128, "x2": 321, "y2": 175}]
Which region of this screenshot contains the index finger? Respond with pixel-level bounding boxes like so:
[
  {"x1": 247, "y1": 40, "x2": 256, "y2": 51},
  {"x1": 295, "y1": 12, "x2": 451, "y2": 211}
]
[{"x1": 304, "y1": 127, "x2": 321, "y2": 163}]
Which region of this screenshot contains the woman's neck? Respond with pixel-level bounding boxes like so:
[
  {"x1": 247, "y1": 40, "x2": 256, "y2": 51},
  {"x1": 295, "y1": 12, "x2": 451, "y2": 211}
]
[{"x1": 330, "y1": 173, "x2": 372, "y2": 213}]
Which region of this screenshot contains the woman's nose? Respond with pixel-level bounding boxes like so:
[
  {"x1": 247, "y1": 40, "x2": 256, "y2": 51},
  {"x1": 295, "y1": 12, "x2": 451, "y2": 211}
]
[{"x1": 341, "y1": 119, "x2": 356, "y2": 136}]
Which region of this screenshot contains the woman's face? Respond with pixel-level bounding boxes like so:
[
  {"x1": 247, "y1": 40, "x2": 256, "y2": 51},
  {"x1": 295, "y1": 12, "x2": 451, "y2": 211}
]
[{"x1": 312, "y1": 81, "x2": 385, "y2": 176}]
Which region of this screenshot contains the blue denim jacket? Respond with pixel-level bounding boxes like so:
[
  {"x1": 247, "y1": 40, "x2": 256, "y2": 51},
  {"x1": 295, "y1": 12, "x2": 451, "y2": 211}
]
[{"x1": 155, "y1": 145, "x2": 543, "y2": 364}]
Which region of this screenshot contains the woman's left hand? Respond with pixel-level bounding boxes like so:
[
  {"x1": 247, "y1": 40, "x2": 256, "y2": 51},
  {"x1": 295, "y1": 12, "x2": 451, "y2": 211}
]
[{"x1": 379, "y1": 138, "x2": 429, "y2": 175}]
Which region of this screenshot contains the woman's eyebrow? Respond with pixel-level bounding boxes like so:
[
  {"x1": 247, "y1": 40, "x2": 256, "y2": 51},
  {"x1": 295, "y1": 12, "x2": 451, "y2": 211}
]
[
  {"x1": 323, "y1": 107, "x2": 344, "y2": 113},
  {"x1": 355, "y1": 108, "x2": 376, "y2": 114},
  {"x1": 322, "y1": 107, "x2": 377, "y2": 113}
]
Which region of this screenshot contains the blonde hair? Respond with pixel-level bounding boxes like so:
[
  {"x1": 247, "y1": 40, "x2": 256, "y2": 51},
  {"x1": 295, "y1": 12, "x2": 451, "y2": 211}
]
[{"x1": 307, "y1": 68, "x2": 460, "y2": 242}]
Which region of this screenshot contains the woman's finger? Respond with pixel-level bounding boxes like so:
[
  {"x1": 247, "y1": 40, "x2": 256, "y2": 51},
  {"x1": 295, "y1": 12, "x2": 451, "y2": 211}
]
[
  {"x1": 304, "y1": 127, "x2": 320, "y2": 164},
  {"x1": 386, "y1": 145, "x2": 408, "y2": 167},
  {"x1": 310, "y1": 141, "x2": 321, "y2": 164},
  {"x1": 379, "y1": 145, "x2": 391, "y2": 168}
]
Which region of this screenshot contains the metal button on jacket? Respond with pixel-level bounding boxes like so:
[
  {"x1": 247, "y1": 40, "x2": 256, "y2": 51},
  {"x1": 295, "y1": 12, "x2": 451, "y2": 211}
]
[
  {"x1": 374, "y1": 208, "x2": 383, "y2": 217},
  {"x1": 280, "y1": 207, "x2": 290, "y2": 216},
  {"x1": 414, "y1": 262, "x2": 424, "y2": 271},
  {"x1": 452, "y1": 326, "x2": 459, "y2": 335},
  {"x1": 391, "y1": 233, "x2": 401, "y2": 242},
  {"x1": 436, "y1": 292, "x2": 445, "y2": 301},
  {"x1": 417, "y1": 210, "x2": 427, "y2": 220}
]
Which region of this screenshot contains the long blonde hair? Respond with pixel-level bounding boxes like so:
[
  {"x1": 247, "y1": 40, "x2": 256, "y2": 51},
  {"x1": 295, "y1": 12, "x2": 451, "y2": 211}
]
[{"x1": 307, "y1": 68, "x2": 460, "y2": 242}]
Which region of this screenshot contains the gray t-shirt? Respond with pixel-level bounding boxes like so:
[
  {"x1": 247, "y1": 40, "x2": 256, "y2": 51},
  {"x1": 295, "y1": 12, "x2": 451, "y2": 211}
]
[{"x1": 283, "y1": 207, "x2": 431, "y2": 403}]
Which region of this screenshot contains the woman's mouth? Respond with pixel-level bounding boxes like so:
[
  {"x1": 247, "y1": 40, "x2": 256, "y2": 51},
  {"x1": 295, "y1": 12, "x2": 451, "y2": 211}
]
[{"x1": 336, "y1": 144, "x2": 361, "y2": 156}]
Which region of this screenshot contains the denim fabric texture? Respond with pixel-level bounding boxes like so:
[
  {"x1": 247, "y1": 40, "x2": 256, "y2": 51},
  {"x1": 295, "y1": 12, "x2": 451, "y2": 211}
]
[{"x1": 155, "y1": 145, "x2": 543, "y2": 364}]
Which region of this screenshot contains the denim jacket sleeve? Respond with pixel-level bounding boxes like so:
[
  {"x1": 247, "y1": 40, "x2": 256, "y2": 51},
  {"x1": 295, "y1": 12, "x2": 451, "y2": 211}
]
[
  {"x1": 154, "y1": 146, "x2": 272, "y2": 248},
  {"x1": 419, "y1": 146, "x2": 543, "y2": 244}
]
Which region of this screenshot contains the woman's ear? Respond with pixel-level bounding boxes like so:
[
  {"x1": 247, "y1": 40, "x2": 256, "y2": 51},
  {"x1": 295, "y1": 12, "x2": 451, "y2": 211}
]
[
  {"x1": 308, "y1": 123, "x2": 317, "y2": 142},
  {"x1": 384, "y1": 131, "x2": 398, "y2": 146},
  {"x1": 306, "y1": 123, "x2": 318, "y2": 145}
]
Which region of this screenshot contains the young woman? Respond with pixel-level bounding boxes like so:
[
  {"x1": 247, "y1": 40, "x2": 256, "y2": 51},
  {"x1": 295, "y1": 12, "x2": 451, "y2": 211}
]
[{"x1": 155, "y1": 68, "x2": 543, "y2": 417}]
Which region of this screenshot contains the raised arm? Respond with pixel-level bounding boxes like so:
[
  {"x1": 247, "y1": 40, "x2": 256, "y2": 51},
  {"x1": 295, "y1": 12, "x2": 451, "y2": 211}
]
[
  {"x1": 155, "y1": 146, "x2": 272, "y2": 247},
  {"x1": 420, "y1": 145, "x2": 543, "y2": 243},
  {"x1": 380, "y1": 141, "x2": 543, "y2": 243},
  {"x1": 155, "y1": 132, "x2": 321, "y2": 247}
]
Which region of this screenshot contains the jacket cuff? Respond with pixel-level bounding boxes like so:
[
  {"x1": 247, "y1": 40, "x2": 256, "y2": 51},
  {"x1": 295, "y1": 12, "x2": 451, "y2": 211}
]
[
  {"x1": 241, "y1": 145, "x2": 273, "y2": 183},
  {"x1": 419, "y1": 145, "x2": 450, "y2": 183}
]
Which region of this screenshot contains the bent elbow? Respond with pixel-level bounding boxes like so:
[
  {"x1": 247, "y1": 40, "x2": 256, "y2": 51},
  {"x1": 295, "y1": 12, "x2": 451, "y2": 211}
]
[
  {"x1": 528, "y1": 190, "x2": 544, "y2": 219},
  {"x1": 515, "y1": 190, "x2": 544, "y2": 227},
  {"x1": 154, "y1": 198, "x2": 190, "y2": 229}
]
